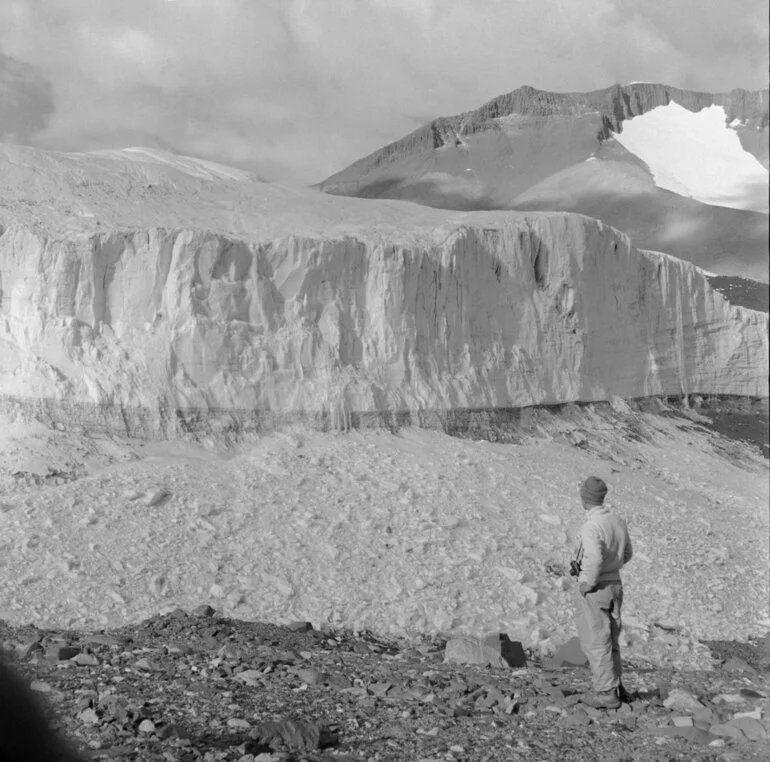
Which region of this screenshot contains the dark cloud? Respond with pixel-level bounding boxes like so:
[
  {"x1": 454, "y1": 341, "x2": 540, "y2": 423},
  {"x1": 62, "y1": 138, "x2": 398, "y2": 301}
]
[{"x1": 0, "y1": 52, "x2": 54, "y2": 142}]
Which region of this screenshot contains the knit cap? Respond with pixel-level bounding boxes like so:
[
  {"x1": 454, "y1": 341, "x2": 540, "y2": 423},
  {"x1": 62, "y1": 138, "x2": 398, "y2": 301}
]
[{"x1": 580, "y1": 476, "x2": 608, "y2": 506}]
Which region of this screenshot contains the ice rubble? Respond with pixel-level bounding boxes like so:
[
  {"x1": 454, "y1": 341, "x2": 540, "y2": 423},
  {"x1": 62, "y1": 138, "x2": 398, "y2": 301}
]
[
  {"x1": 0, "y1": 411, "x2": 767, "y2": 665},
  {"x1": 0, "y1": 145, "x2": 767, "y2": 438},
  {"x1": 612, "y1": 102, "x2": 769, "y2": 213}
]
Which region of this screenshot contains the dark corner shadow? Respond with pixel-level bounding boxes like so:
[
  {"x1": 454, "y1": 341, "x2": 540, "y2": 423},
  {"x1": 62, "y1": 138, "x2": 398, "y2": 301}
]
[
  {"x1": 0, "y1": 656, "x2": 89, "y2": 761},
  {"x1": 0, "y1": 53, "x2": 55, "y2": 144}
]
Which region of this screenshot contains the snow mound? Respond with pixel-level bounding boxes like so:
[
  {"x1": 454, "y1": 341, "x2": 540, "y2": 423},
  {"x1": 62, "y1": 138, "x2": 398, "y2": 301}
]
[
  {"x1": 612, "y1": 102, "x2": 769, "y2": 213},
  {"x1": 84, "y1": 147, "x2": 257, "y2": 182}
]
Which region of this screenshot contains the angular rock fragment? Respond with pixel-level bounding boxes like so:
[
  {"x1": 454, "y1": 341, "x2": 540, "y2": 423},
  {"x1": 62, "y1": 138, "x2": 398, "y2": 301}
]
[
  {"x1": 156, "y1": 722, "x2": 188, "y2": 740},
  {"x1": 85, "y1": 634, "x2": 120, "y2": 647},
  {"x1": 144, "y1": 489, "x2": 170, "y2": 507},
  {"x1": 647, "y1": 725, "x2": 714, "y2": 744},
  {"x1": 663, "y1": 688, "x2": 705, "y2": 713},
  {"x1": 47, "y1": 645, "x2": 80, "y2": 661},
  {"x1": 444, "y1": 633, "x2": 526, "y2": 668},
  {"x1": 79, "y1": 708, "x2": 100, "y2": 726},
  {"x1": 286, "y1": 621, "x2": 314, "y2": 632},
  {"x1": 233, "y1": 669, "x2": 263, "y2": 687},
  {"x1": 252, "y1": 719, "x2": 338, "y2": 751},
  {"x1": 721, "y1": 656, "x2": 756, "y2": 674},
  {"x1": 72, "y1": 653, "x2": 99, "y2": 666},
  {"x1": 294, "y1": 667, "x2": 325, "y2": 685},
  {"x1": 710, "y1": 722, "x2": 746, "y2": 740},
  {"x1": 729, "y1": 716, "x2": 767, "y2": 741},
  {"x1": 545, "y1": 636, "x2": 588, "y2": 667}
]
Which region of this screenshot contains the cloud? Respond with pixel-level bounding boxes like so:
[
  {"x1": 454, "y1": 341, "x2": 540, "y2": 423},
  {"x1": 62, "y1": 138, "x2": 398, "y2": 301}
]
[
  {"x1": 0, "y1": 52, "x2": 54, "y2": 142},
  {"x1": 0, "y1": 0, "x2": 767, "y2": 185}
]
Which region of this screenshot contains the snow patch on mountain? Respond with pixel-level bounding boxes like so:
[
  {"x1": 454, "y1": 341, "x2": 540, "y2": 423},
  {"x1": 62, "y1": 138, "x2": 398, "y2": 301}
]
[{"x1": 612, "y1": 102, "x2": 769, "y2": 213}]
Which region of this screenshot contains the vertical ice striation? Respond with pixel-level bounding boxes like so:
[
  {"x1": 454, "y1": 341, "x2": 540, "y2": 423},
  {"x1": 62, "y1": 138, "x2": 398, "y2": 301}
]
[{"x1": 0, "y1": 210, "x2": 766, "y2": 438}]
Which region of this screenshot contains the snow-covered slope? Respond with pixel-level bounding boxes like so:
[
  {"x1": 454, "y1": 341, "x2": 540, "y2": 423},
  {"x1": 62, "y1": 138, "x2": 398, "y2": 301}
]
[
  {"x1": 612, "y1": 102, "x2": 769, "y2": 213},
  {"x1": 0, "y1": 144, "x2": 767, "y2": 439}
]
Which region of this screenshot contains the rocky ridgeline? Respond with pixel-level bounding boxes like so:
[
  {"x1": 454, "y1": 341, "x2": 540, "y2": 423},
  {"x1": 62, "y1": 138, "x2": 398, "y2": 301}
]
[
  {"x1": 2, "y1": 609, "x2": 769, "y2": 761},
  {"x1": 322, "y1": 83, "x2": 769, "y2": 176}
]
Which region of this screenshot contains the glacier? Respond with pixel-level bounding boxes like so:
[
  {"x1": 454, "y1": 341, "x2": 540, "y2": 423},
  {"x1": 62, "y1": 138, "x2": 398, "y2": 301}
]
[{"x1": 0, "y1": 144, "x2": 767, "y2": 439}]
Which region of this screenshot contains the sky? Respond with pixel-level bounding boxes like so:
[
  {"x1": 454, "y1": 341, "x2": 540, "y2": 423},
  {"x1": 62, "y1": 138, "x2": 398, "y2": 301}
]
[{"x1": 0, "y1": 0, "x2": 767, "y2": 186}]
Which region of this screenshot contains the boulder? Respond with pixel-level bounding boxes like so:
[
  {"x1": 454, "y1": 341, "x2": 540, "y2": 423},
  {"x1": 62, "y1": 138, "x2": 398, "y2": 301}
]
[
  {"x1": 729, "y1": 717, "x2": 767, "y2": 741},
  {"x1": 663, "y1": 688, "x2": 704, "y2": 713},
  {"x1": 721, "y1": 656, "x2": 756, "y2": 674},
  {"x1": 444, "y1": 633, "x2": 527, "y2": 668},
  {"x1": 286, "y1": 621, "x2": 314, "y2": 633},
  {"x1": 710, "y1": 723, "x2": 746, "y2": 740},
  {"x1": 47, "y1": 645, "x2": 80, "y2": 662},
  {"x1": 544, "y1": 637, "x2": 588, "y2": 667}
]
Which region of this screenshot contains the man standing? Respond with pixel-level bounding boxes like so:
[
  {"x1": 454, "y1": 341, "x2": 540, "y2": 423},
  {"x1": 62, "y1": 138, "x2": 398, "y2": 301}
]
[{"x1": 574, "y1": 476, "x2": 633, "y2": 709}]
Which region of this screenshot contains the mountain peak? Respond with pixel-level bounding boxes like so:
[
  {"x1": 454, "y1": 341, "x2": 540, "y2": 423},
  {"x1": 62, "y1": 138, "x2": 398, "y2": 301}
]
[{"x1": 318, "y1": 82, "x2": 769, "y2": 282}]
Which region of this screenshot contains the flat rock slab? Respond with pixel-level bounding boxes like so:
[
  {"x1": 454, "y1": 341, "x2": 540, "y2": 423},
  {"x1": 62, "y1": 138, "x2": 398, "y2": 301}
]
[
  {"x1": 545, "y1": 637, "x2": 588, "y2": 668},
  {"x1": 647, "y1": 725, "x2": 714, "y2": 745},
  {"x1": 722, "y1": 656, "x2": 757, "y2": 674},
  {"x1": 444, "y1": 633, "x2": 526, "y2": 668},
  {"x1": 729, "y1": 717, "x2": 768, "y2": 741}
]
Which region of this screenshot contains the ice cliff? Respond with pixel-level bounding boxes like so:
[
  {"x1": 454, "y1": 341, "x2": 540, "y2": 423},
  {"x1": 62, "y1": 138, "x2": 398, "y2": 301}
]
[{"x1": 0, "y1": 145, "x2": 767, "y2": 438}]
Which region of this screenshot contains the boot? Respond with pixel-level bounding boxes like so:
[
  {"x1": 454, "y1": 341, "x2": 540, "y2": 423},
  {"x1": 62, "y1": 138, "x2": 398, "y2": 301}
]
[{"x1": 581, "y1": 689, "x2": 621, "y2": 709}]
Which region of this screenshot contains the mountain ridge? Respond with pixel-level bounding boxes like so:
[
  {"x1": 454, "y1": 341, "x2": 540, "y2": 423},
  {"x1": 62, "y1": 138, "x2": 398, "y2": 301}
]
[
  {"x1": 318, "y1": 82, "x2": 769, "y2": 282},
  {"x1": 321, "y1": 82, "x2": 769, "y2": 179}
]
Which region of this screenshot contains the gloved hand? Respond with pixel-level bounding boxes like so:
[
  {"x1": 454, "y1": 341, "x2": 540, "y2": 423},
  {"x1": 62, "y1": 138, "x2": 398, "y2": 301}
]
[{"x1": 578, "y1": 582, "x2": 593, "y2": 597}]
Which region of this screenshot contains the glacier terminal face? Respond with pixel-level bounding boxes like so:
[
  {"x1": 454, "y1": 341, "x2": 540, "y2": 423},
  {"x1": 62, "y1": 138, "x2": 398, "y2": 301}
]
[{"x1": 0, "y1": 145, "x2": 767, "y2": 438}]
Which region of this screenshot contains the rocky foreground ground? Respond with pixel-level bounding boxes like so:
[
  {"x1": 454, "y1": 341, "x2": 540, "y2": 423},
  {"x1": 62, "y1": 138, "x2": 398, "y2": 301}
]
[{"x1": 2, "y1": 608, "x2": 769, "y2": 762}]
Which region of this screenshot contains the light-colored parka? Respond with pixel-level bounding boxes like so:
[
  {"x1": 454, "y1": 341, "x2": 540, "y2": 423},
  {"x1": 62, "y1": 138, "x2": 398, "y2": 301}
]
[{"x1": 577, "y1": 505, "x2": 633, "y2": 587}]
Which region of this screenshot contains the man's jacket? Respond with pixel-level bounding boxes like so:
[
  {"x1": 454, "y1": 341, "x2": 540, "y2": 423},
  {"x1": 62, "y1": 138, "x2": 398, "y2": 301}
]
[{"x1": 577, "y1": 505, "x2": 633, "y2": 587}]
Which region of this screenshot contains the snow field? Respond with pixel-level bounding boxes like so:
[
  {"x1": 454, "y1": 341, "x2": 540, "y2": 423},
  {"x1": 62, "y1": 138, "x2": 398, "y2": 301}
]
[
  {"x1": 612, "y1": 102, "x2": 769, "y2": 213},
  {"x1": 0, "y1": 409, "x2": 767, "y2": 671}
]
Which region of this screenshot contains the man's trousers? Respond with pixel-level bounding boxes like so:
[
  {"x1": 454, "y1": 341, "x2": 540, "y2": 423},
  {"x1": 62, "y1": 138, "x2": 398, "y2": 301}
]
[{"x1": 575, "y1": 580, "x2": 623, "y2": 693}]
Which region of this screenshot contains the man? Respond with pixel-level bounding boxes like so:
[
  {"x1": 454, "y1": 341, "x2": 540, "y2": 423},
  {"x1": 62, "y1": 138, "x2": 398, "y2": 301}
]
[
  {"x1": 0, "y1": 656, "x2": 89, "y2": 761},
  {"x1": 573, "y1": 476, "x2": 633, "y2": 709}
]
